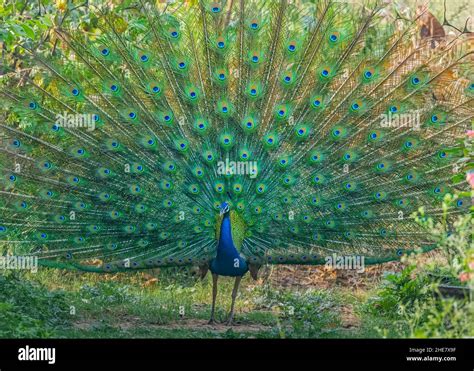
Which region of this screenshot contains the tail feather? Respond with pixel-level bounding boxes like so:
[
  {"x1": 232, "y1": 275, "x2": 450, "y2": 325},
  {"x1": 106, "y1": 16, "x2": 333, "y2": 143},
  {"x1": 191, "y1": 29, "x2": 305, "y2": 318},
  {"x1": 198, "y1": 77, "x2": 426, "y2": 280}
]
[{"x1": 0, "y1": 0, "x2": 472, "y2": 272}]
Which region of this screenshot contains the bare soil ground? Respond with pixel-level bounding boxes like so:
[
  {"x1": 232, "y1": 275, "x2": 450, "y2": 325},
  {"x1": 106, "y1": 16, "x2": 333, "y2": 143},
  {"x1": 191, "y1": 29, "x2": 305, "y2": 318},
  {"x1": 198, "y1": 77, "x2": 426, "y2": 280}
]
[
  {"x1": 253, "y1": 262, "x2": 404, "y2": 289},
  {"x1": 74, "y1": 317, "x2": 275, "y2": 333}
]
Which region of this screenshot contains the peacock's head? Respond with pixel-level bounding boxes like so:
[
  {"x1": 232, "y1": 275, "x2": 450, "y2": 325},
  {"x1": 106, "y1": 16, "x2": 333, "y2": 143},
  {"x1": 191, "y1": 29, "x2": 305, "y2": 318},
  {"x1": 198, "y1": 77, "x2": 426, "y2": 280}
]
[{"x1": 219, "y1": 201, "x2": 230, "y2": 216}]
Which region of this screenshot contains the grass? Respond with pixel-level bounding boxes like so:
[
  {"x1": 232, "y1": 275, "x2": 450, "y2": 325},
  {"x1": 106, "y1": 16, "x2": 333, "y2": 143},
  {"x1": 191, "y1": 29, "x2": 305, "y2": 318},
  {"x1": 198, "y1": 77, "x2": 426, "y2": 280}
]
[
  {"x1": 0, "y1": 262, "x2": 467, "y2": 338},
  {"x1": 0, "y1": 265, "x2": 410, "y2": 339}
]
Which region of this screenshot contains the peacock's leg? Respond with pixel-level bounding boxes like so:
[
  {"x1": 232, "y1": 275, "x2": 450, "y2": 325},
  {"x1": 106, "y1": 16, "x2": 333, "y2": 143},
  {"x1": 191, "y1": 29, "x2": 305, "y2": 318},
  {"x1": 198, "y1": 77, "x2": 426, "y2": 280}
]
[
  {"x1": 226, "y1": 276, "x2": 242, "y2": 325},
  {"x1": 208, "y1": 274, "x2": 219, "y2": 324}
]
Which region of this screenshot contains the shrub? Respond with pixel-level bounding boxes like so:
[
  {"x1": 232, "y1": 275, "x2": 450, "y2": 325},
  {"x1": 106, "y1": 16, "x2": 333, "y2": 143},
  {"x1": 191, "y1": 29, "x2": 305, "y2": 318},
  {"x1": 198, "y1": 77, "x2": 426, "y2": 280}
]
[{"x1": 0, "y1": 272, "x2": 70, "y2": 338}]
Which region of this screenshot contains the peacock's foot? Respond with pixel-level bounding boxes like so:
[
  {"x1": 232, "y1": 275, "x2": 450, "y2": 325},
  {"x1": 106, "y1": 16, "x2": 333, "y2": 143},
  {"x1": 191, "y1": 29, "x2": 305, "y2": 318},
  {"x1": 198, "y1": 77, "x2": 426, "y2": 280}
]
[
  {"x1": 225, "y1": 316, "x2": 235, "y2": 326},
  {"x1": 208, "y1": 318, "x2": 217, "y2": 325}
]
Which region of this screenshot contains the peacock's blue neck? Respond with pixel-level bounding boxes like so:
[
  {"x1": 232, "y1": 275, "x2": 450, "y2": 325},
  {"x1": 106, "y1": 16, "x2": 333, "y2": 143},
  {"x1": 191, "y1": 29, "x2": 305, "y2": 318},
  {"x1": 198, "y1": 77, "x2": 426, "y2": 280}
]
[{"x1": 217, "y1": 212, "x2": 236, "y2": 255}]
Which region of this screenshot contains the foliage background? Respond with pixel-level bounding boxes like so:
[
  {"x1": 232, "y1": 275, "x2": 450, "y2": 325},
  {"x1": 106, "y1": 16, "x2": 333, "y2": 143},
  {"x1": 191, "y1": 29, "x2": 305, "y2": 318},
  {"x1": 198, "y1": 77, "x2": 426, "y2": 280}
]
[{"x1": 0, "y1": 0, "x2": 472, "y2": 338}]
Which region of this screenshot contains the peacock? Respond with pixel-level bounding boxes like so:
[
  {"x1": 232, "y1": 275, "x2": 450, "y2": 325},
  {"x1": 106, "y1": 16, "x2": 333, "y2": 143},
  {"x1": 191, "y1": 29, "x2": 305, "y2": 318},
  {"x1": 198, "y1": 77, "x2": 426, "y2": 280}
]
[{"x1": 0, "y1": 0, "x2": 473, "y2": 325}]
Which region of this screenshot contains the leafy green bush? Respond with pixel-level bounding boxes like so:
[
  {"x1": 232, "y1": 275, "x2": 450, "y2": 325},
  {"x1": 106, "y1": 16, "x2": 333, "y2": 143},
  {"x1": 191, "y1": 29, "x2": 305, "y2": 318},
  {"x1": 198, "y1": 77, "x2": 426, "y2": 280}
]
[
  {"x1": 368, "y1": 197, "x2": 473, "y2": 338},
  {"x1": 0, "y1": 302, "x2": 53, "y2": 338},
  {"x1": 366, "y1": 265, "x2": 434, "y2": 318},
  {"x1": 0, "y1": 272, "x2": 70, "y2": 338},
  {"x1": 400, "y1": 296, "x2": 473, "y2": 338}
]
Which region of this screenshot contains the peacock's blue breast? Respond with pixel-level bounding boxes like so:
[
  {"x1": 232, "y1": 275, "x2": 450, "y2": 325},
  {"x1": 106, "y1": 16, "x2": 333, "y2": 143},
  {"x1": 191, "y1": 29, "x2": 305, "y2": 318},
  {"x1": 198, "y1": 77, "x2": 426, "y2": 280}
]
[{"x1": 210, "y1": 254, "x2": 248, "y2": 277}]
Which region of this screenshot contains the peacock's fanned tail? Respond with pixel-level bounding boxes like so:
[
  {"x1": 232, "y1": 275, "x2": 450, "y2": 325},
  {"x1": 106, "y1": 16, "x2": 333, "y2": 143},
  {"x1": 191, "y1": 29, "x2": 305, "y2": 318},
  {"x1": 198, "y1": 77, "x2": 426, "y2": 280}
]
[{"x1": 0, "y1": 1, "x2": 472, "y2": 272}]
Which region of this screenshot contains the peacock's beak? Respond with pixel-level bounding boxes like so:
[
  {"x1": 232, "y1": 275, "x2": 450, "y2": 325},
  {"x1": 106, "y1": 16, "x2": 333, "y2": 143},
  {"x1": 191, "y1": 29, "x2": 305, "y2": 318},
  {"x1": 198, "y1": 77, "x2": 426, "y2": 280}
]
[{"x1": 219, "y1": 209, "x2": 224, "y2": 216}]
